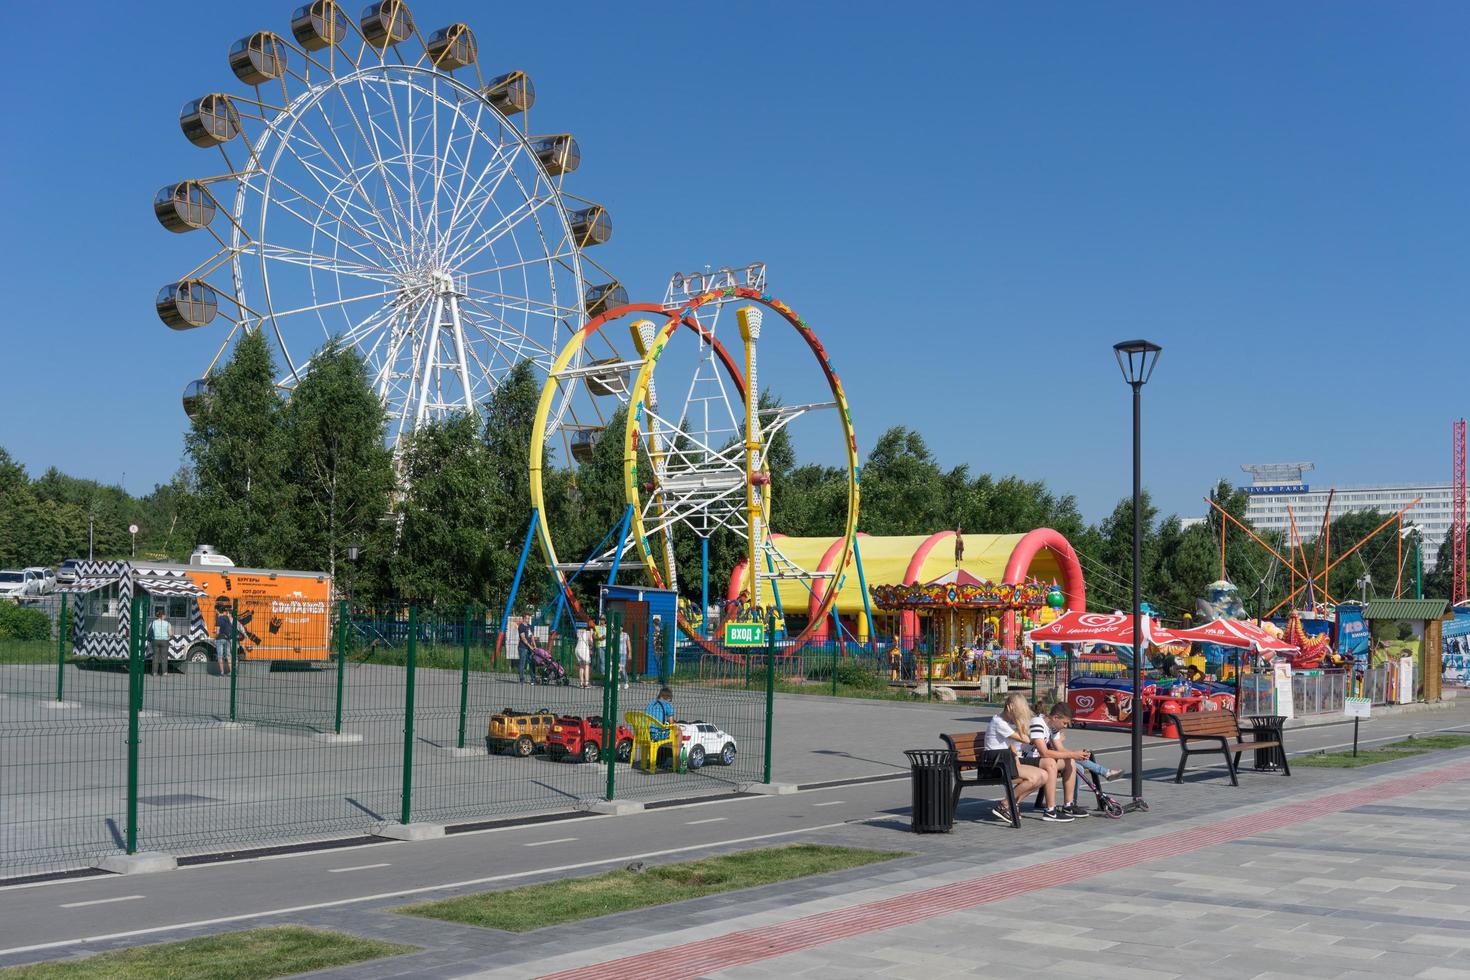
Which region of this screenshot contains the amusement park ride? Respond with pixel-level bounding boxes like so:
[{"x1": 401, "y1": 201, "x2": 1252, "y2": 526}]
[{"x1": 149, "y1": 0, "x2": 864, "y2": 653}]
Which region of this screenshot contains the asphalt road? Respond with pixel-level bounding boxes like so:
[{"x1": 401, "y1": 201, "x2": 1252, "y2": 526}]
[{"x1": 1, "y1": 701, "x2": 1464, "y2": 959}]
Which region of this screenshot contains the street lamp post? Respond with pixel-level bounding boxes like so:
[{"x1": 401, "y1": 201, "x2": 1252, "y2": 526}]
[{"x1": 1113, "y1": 339, "x2": 1162, "y2": 811}]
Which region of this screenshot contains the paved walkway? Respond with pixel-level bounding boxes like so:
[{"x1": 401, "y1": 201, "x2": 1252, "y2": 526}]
[{"x1": 467, "y1": 754, "x2": 1470, "y2": 980}]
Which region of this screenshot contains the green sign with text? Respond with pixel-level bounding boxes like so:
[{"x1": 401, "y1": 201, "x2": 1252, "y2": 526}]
[{"x1": 724, "y1": 622, "x2": 765, "y2": 647}]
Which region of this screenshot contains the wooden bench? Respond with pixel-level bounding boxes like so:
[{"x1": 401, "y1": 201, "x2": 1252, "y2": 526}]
[
  {"x1": 941, "y1": 732, "x2": 1021, "y2": 828},
  {"x1": 1168, "y1": 711, "x2": 1289, "y2": 786}
]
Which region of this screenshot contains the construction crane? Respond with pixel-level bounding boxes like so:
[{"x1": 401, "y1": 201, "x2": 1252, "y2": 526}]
[{"x1": 1454, "y1": 419, "x2": 1467, "y2": 605}]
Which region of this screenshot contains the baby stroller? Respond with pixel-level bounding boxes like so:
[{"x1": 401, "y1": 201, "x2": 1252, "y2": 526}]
[{"x1": 527, "y1": 644, "x2": 569, "y2": 686}]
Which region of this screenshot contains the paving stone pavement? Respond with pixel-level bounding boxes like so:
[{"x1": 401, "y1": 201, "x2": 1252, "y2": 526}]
[{"x1": 237, "y1": 747, "x2": 1470, "y2": 980}]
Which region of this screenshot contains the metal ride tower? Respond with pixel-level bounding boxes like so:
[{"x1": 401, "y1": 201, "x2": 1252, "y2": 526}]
[{"x1": 510, "y1": 266, "x2": 862, "y2": 652}]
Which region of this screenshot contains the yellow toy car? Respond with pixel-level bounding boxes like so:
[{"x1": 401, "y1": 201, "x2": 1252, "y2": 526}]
[{"x1": 486, "y1": 708, "x2": 558, "y2": 756}]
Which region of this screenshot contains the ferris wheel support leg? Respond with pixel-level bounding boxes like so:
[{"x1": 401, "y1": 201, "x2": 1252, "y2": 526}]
[
  {"x1": 500, "y1": 510, "x2": 541, "y2": 656},
  {"x1": 700, "y1": 537, "x2": 710, "y2": 640}
]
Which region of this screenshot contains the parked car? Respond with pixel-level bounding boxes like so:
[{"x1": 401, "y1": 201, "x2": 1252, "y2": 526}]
[
  {"x1": 0, "y1": 570, "x2": 29, "y2": 600},
  {"x1": 546, "y1": 715, "x2": 634, "y2": 764},
  {"x1": 56, "y1": 560, "x2": 81, "y2": 586},
  {"x1": 678, "y1": 721, "x2": 738, "y2": 769},
  {"x1": 486, "y1": 709, "x2": 558, "y2": 756},
  {"x1": 24, "y1": 567, "x2": 55, "y2": 595}
]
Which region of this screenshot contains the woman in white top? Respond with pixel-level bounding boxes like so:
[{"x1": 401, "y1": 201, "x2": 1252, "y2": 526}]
[
  {"x1": 984, "y1": 693, "x2": 1065, "y2": 823},
  {"x1": 573, "y1": 622, "x2": 593, "y2": 689}
]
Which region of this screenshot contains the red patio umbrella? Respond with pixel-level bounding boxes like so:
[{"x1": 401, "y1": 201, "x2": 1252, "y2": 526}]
[
  {"x1": 1026, "y1": 610, "x2": 1181, "y2": 647},
  {"x1": 1171, "y1": 618, "x2": 1297, "y2": 654}
]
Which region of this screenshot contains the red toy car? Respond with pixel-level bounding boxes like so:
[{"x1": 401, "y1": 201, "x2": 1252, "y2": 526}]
[{"x1": 546, "y1": 715, "x2": 634, "y2": 764}]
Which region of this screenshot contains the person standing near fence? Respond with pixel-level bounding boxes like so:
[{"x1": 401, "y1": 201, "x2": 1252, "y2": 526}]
[
  {"x1": 574, "y1": 620, "x2": 592, "y2": 688},
  {"x1": 619, "y1": 624, "x2": 632, "y2": 690},
  {"x1": 148, "y1": 607, "x2": 172, "y2": 677},
  {"x1": 213, "y1": 600, "x2": 235, "y2": 676}
]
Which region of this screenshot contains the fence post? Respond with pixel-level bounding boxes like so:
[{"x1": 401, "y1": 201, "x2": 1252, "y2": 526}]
[
  {"x1": 926, "y1": 641, "x2": 934, "y2": 703},
  {"x1": 126, "y1": 596, "x2": 143, "y2": 855},
  {"x1": 334, "y1": 602, "x2": 349, "y2": 735},
  {"x1": 400, "y1": 605, "x2": 418, "y2": 825},
  {"x1": 605, "y1": 611, "x2": 621, "y2": 801},
  {"x1": 228, "y1": 599, "x2": 239, "y2": 722},
  {"x1": 763, "y1": 612, "x2": 776, "y2": 785},
  {"x1": 55, "y1": 598, "x2": 67, "y2": 703},
  {"x1": 457, "y1": 604, "x2": 472, "y2": 750},
  {"x1": 831, "y1": 636, "x2": 838, "y2": 697}
]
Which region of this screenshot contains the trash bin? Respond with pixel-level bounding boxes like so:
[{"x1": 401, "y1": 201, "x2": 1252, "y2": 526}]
[
  {"x1": 904, "y1": 748, "x2": 956, "y2": 834},
  {"x1": 1247, "y1": 715, "x2": 1287, "y2": 771}
]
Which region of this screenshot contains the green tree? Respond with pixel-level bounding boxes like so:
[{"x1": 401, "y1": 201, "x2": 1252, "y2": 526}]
[
  {"x1": 389, "y1": 413, "x2": 494, "y2": 605},
  {"x1": 184, "y1": 330, "x2": 292, "y2": 567},
  {"x1": 279, "y1": 341, "x2": 394, "y2": 579}
]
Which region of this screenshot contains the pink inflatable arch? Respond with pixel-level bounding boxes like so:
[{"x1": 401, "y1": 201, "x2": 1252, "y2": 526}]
[{"x1": 1000, "y1": 527, "x2": 1086, "y2": 647}]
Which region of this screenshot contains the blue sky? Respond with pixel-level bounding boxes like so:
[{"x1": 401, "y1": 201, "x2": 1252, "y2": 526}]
[{"x1": 1, "y1": 1, "x2": 1465, "y2": 522}]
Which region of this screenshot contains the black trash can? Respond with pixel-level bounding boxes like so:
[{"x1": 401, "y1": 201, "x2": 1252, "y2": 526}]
[
  {"x1": 1247, "y1": 715, "x2": 1287, "y2": 771},
  {"x1": 904, "y1": 748, "x2": 956, "y2": 833}
]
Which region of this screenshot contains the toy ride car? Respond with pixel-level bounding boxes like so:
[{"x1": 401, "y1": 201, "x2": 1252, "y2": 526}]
[
  {"x1": 546, "y1": 715, "x2": 634, "y2": 764},
  {"x1": 677, "y1": 721, "x2": 737, "y2": 769},
  {"x1": 486, "y1": 708, "x2": 558, "y2": 756}
]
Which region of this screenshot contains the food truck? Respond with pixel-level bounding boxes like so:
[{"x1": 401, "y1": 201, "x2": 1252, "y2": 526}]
[{"x1": 58, "y1": 546, "x2": 332, "y2": 670}]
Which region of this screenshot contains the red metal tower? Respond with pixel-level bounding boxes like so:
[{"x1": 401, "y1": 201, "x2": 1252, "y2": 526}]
[{"x1": 1455, "y1": 418, "x2": 1467, "y2": 605}]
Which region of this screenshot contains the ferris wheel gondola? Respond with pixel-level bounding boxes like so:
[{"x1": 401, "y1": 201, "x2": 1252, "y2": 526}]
[{"x1": 153, "y1": 0, "x2": 620, "y2": 439}]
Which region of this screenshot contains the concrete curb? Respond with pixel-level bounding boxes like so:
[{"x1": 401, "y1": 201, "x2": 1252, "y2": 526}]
[
  {"x1": 95, "y1": 852, "x2": 177, "y2": 875},
  {"x1": 588, "y1": 801, "x2": 645, "y2": 816},
  {"x1": 375, "y1": 823, "x2": 445, "y2": 841}
]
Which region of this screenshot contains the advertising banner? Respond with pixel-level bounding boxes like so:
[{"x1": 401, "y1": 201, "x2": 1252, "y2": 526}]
[
  {"x1": 1336, "y1": 605, "x2": 1370, "y2": 668},
  {"x1": 1273, "y1": 661, "x2": 1295, "y2": 719}
]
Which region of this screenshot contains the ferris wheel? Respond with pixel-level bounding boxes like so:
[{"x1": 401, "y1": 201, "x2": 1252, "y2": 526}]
[{"x1": 153, "y1": 0, "x2": 617, "y2": 447}]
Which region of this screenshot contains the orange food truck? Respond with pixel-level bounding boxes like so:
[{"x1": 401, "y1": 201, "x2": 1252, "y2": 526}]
[{"x1": 59, "y1": 546, "x2": 333, "y2": 671}]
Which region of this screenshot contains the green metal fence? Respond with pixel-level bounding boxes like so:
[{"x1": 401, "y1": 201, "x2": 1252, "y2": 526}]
[{"x1": 0, "y1": 598, "x2": 777, "y2": 881}]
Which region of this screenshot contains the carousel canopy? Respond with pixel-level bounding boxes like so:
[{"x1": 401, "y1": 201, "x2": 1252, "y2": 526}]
[{"x1": 871, "y1": 569, "x2": 1052, "y2": 610}]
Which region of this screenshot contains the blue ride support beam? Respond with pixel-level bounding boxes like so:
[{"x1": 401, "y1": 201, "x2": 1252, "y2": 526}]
[
  {"x1": 701, "y1": 536, "x2": 710, "y2": 639},
  {"x1": 607, "y1": 505, "x2": 634, "y2": 587},
  {"x1": 763, "y1": 549, "x2": 786, "y2": 629},
  {"x1": 854, "y1": 535, "x2": 876, "y2": 651},
  {"x1": 500, "y1": 510, "x2": 540, "y2": 649}
]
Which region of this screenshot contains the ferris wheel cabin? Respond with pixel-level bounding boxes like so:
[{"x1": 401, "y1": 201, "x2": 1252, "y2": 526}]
[
  {"x1": 584, "y1": 282, "x2": 628, "y2": 319},
  {"x1": 179, "y1": 94, "x2": 240, "y2": 148},
  {"x1": 291, "y1": 1, "x2": 348, "y2": 50},
  {"x1": 531, "y1": 135, "x2": 580, "y2": 176},
  {"x1": 229, "y1": 32, "x2": 288, "y2": 85},
  {"x1": 360, "y1": 0, "x2": 414, "y2": 48},
  {"x1": 426, "y1": 24, "x2": 476, "y2": 69},
  {"x1": 483, "y1": 71, "x2": 535, "y2": 115},
  {"x1": 585, "y1": 359, "x2": 628, "y2": 397},
  {"x1": 569, "y1": 206, "x2": 611, "y2": 247},
  {"x1": 156, "y1": 281, "x2": 220, "y2": 330},
  {"x1": 181, "y1": 379, "x2": 213, "y2": 420},
  {"x1": 153, "y1": 182, "x2": 216, "y2": 233},
  {"x1": 570, "y1": 428, "x2": 603, "y2": 464}
]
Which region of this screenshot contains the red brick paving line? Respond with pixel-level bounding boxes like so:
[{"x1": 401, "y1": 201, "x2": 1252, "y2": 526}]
[{"x1": 539, "y1": 760, "x2": 1470, "y2": 980}]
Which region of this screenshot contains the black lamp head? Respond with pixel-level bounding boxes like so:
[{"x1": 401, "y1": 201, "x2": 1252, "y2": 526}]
[{"x1": 1112, "y1": 339, "x2": 1162, "y2": 386}]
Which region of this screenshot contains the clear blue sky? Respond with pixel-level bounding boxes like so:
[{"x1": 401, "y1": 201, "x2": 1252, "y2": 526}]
[{"x1": 1, "y1": 1, "x2": 1466, "y2": 523}]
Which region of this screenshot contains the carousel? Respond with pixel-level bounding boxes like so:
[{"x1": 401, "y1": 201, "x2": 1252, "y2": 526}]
[{"x1": 870, "y1": 569, "x2": 1061, "y2": 679}]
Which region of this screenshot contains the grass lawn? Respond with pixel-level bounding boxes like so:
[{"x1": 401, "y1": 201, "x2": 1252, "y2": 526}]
[
  {"x1": 1297, "y1": 748, "x2": 1426, "y2": 768},
  {"x1": 398, "y1": 843, "x2": 907, "y2": 932},
  {"x1": 0, "y1": 640, "x2": 60, "y2": 665},
  {"x1": 0, "y1": 926, "x2": 415, "y2": 980},
  {"x1": 1297, "y1": 732, "x2": 1470, "y2": 768}
]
